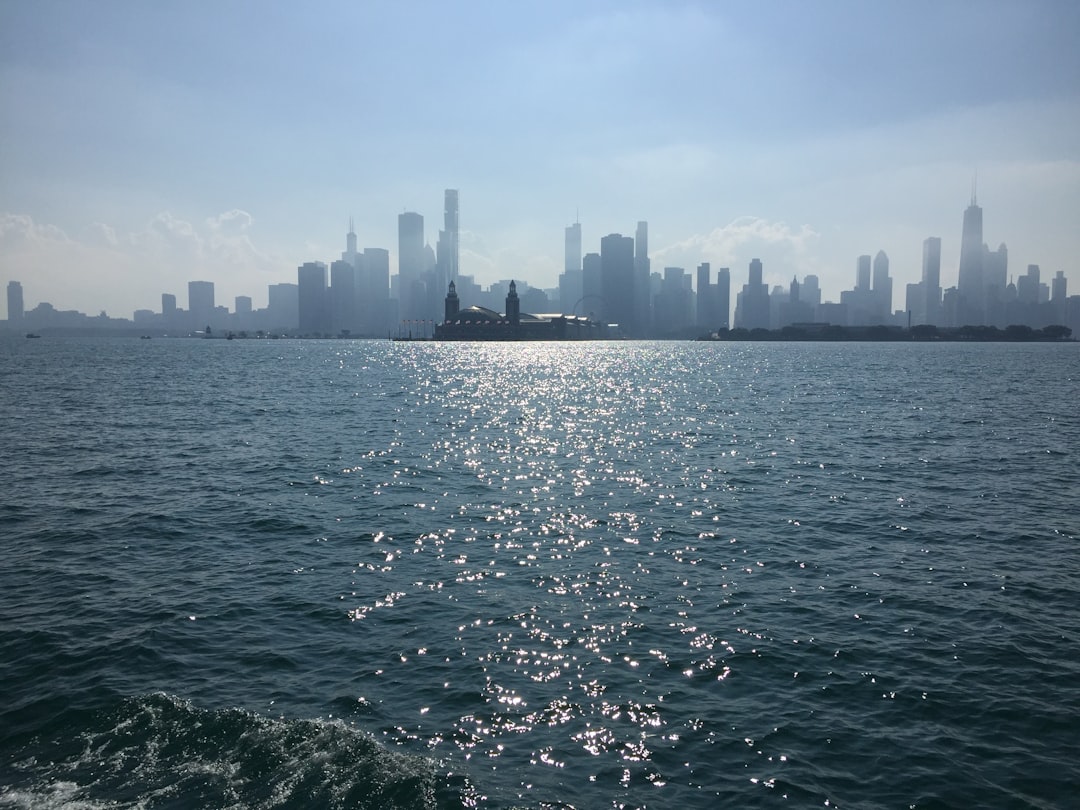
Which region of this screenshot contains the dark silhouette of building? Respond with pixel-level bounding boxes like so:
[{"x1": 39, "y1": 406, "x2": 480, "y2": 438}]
[{"x1": 435, "y1": 281, "x2": 603, "y2": 340}]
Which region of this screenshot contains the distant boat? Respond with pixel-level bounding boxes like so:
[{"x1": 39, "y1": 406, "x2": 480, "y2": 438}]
[
  {"x1": 140, "y1": 335, "x2": 152, "y2": 340},
  {"x1": 25, "y1": 333, "x2": 40, "y2": 339}
]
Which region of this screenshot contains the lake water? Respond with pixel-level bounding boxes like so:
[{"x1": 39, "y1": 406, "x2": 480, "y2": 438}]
[{"x1": 1, "y1": 337, "x2": 1078, "y2": 809}]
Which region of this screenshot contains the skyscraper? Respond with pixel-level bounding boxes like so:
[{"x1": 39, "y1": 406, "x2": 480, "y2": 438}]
[
  {"x1": 957, "y1": 190, "x2": 985, "y2": 322},
  {"x1": 716, "y1": 267, "x2": 731, "y2": 329},
  {"x1": 343, "y1": 217, "x2": 359, "y2": 267},
  {"x1": 735, "y1": 259, "x2": 770, "y2": 329},
  {"x1": 696, "y1": 263, "x2": 713, "y2": 329},
  {"x1": 330, "y1": 259, "x2": 358, "y2": 335},
  {"x1": 360, "y1": 247, "x2": 391, "y2": 336},
  {"x1": 398, "y1": 211, "x2": 425, "y2": 322},
  {"x1": 161, "y1": 293, "x2": 177, "y2": 324},
  {"x1": 856, "y1": 255, "x2": 872, "y2": 291},
  {"x1": 297, "y1": 261, "x2": 329, "y2": 335},
  {"x1": 443, "y1": 190, "x2": 459, "y2": 280},
  {"x1": 872, "y1": 250, "x2": 892, "y2": 321},
  {"x1": 633, "y1": 221, "x2": 651, "y2": 337},
  {"x1": 922, "y1": 237, "x2": 942, "y2": 325},
  {"x1": 581, "y1": 252, "x2": 603, "y2": 320},
  {"x1": 565, "y1": 221, "x2": 582, "y2": 273},
  {"x1": 7, "y1": 281, "x2": 24, "y2": 323},
  {"x1": 601, "y1": 233, "x2": 635, "y2": 332},
  {"x1": 268, "y1": 283, "x2": 299, "y2": 330},
  {"x1": 188, "y1": 281, "x2": 215, "y2": 330}
]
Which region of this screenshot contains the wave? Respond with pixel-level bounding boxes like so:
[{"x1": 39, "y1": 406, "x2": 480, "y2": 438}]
[{"x1": 0, "y1": 693, "x2": 477, "y2": 810}]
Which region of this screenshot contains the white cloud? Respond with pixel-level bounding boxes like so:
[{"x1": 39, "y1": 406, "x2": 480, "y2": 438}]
[
  {"x1": 0, "y1": 213, "x2": 68, "y2": 247},
  {"x1": 0, "y1": 210, "x2": 290, "y2": 316},
  {"x1": 654, "y1": 217, "x2": 821, "y2": 286}
]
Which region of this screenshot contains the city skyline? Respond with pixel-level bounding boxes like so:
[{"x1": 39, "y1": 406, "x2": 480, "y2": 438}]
[{"x1": 2, "y1": 1, "x2": 1079, "y2": 317}]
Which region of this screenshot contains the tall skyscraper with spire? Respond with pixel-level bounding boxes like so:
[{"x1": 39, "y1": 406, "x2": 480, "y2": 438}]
[
  {"x1": 957, "y1": 182, "x2": 985, "y2": 323},
  {"x1": 342, "y1": 217, "x2": 359, "y2": 268},
  {"x1": 565, "y1": 220, "x2": 582, "y2": 273},
  {"x1": 560, "y1": 219, "x2": 583, "y2": 315}
]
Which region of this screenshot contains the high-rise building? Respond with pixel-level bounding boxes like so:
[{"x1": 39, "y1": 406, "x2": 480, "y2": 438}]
[
  {"x1": 872, "y1": 250, "x2": 892, "y2": 321},
  {"x1": 398, "y1": 211, "x2": 425, "y2": 322},
  {"x1": 565, "y1": 221, "x2": 582, "y2": 273},
  {"x1": 1051, "y1": 270, "x2": 1068, "y2": 324},
  {"x1": 297, "y1": 261, "x2": 329, "y2": 335},
  {"x1": 330, "y1": 259, "x2": 358, "y2": 335},
  {"x1": 957, "y1": 190, "x2": 985, "y2": 322},
  {"x1": 856, "y1": 255, "x2": 872, "y2": 291},
  {"x1": 343, "y1": 217, "x2": 359, "y2": 268},
  {"x1": 922, "y1": 237, "x2": 942, "y2": 325},
  {"x1": 983, "y1": 242, "x2": 1008, "y2": 325},
  {"x1": 443, "y1": 190, "x2": 459, "y2": 280},
  {"x1": 1017, "y1": 265, "x2": 1040, "y2": 304},
  {"x1": 716, "y1": 267, "x2": 731, "y2": 329},
  {"x1": 633, "y1": 221, "x2": 651, "y2": 336},
  {"x1": 267, "y1": 283, "x2": 299, "y2": 330},
  {"x1": 601, "y1": 233, "x2": 635, "y2": 334},
  {"x1": 735, "y1": 258, "x2": 770, "y2": 329},
  {"x1": 581, "y1": 252, "x2": 603, "y2": 320},
  {"x1": 801, "y1": 274, "x2": 821, "y2": 308},
  {"x1": 188, "y1": 281, "x2": 215, "y2": 330},
  {"x1": 654, "y1": 267, "x2": 692, "y2": 335},
  {"x1": 696, "y1": 263, "x2": 713, "y2": 329},
  {"x1": 360, "y1": 247, "x2": 391, "y2": 336},
  {"x1": 161, "y1": 293, "x2": 177, "y2": 320},
  {"x1": 7, "y1": 281, "x2": 24, "y2": 323}
]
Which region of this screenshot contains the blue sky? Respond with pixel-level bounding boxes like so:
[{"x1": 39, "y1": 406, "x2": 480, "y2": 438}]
[{"x1": 2, "y1": 0, "x2": 1078, "y2": 316}]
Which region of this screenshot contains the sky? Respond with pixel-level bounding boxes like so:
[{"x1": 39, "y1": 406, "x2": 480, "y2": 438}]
[{"x1": 2, "y1": 0, "x2": 1079, "y2": 318}]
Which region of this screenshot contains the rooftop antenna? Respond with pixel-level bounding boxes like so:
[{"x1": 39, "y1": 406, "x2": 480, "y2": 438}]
[{"x1": 971, "y1": 169, "x2": 978, "y2": 206}]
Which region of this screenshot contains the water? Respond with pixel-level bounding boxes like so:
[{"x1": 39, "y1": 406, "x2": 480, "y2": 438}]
[{"x1": 1, "y1": 337, "x2": 1078, "y2": 809}]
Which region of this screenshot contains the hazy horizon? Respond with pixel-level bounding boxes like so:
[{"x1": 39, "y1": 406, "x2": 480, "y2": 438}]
[{"x1": 2, "y1": 0, "x2": 1079, "y2": 317}]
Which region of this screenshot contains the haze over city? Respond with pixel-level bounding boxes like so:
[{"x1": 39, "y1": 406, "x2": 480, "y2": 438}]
[{"x1": 2, "y1": 0, "x2": 1079, "y2": 318}]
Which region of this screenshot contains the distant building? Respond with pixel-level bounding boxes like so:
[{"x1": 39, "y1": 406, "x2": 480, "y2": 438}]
[
  {"x1": 856, "y1": 255, "x2": 872, "y2": 291},
  {"x1": 330, "y1": 259, "x2": 358, "y2": 335},
  {"x1": 716, "y1": 267, "x2": 731, "y2": 330},
  {"x1": 633, "y1": 221, "x2": 651, "y2": 337},
  {"x1": 922, "y1": 237, "x2": 942, "y2": 325},
  {"x1": 397, "y1": 211, "x2": 425, "y2": 322},
  {"x1": 957, "y1": 190, "x2": 985, "y2": 324},
  {"x1": 696, "y1": 263, "x2": 714, "y2": 330},
  {"x1": 267, "y1": 282, "x2": 299, "y2": 331},
  {"x1": 601, "y1": 233, "x2": 635, "y2": 334},
  {"x1": 565, "y1": 221, "x2": 582, "y2": 273},
  {"x1": 360, "y1": 247, "x2": 392, "y2": 335},
  {"x1": 734, "y1": 258, "x2": 769, "y2": 329},
  {"x1": 872, "y1": 250, "x2": 892, "y2": 322},
  {"x1": 188, "y1": 281, "x2": 215, "y2": 331},
  {"x1": 297, "y1": 261, "x2": 329, "y2": 335},
  {"x1": 435, "y1": 281, "x2": 603, "y2": 340},
  {"x1": 7, "y1": 280, "x2": 24, "y2": 323}
]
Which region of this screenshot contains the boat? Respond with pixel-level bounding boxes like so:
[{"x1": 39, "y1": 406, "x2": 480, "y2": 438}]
[{"x1": 25, "y1": 333, "x2": 40, "y2": 339}]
